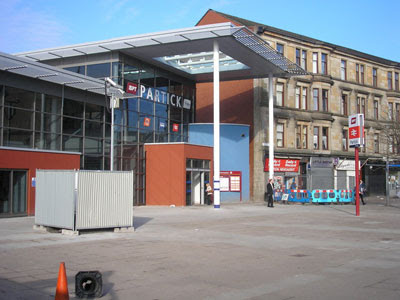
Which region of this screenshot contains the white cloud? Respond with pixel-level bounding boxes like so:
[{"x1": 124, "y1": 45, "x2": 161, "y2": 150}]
[{"x1": 0, "y1": 0, "x2": 70, "y2": 53}]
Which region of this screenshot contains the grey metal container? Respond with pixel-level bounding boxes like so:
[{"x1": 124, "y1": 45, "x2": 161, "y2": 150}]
[{"x1": 35, "y1": 170, "x2": 134, "y2": 231}]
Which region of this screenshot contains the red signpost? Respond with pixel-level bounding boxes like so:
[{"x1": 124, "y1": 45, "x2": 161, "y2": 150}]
[{"x1": 349, "y1": 114, "x2": 364, "y2": 216}]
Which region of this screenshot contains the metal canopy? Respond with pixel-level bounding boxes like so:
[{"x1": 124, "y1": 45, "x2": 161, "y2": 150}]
[
  {"x1": 0, "y1": 52, "x2": 121, "y2": 96},
  {"x1": 16, "y1": 23, "x2": 307, "y2": 82}
]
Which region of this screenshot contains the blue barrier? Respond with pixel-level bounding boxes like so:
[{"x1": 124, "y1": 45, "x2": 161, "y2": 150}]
[
  {"x1": 311, "y1": 190, "x2": 337, "y2": 203},
  {"x1": 271, "y1": 189, "x2": 354, "y2": 205},
  {"x1": 288, "y1": 189, "x2": 311, "y2": 203},
  {"x1": 338, "y1": 190, "x2": 353, "y2": 203}
]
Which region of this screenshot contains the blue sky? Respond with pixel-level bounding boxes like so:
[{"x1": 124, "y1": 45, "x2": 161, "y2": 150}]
[{"x1": 1, "y1": 0, "x2": 399, "y2": 62}]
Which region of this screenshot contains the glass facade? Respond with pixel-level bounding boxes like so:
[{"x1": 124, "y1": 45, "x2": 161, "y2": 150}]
[{"x1": 0, "y1": 56, "x2": 195, "y2": 206}]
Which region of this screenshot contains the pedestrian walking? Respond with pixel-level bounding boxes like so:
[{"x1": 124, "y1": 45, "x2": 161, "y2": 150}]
[
  {"x1": 354, "y1": 180, "x2": 366, "y2": 205},
  {"x1": 266, "y1": 178, "x2": 274, "y2": 207},
  {"x1": 359, "y1": 180, "x2": 366, "y2": 205},
  {"x1": 206, "y1": 183, "x2": 213, "y2": 205}
]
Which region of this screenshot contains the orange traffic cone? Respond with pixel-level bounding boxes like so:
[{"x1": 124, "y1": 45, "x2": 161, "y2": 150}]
[{"x1": 55, "y1": 262, "x2": 69, "y2": 300}]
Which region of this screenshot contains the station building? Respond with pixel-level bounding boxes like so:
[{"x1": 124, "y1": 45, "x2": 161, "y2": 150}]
[{"x1": 0, "y1": 22, "x2": 304, "y2": 216}]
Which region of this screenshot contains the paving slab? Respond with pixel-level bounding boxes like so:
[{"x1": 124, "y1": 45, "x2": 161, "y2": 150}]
[{"x1": 0, "y1": 198, "x2": 400, "y2": 299}]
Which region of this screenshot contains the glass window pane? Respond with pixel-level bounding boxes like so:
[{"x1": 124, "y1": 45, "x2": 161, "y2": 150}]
[
  {"x1": 126, "y1": 111, "x2": 138, "y2": 128},
  {"x1": 126, "y1": 97, "x2": 138, "y2": 111},
  {"x1": 85, "y1": 120, "x2": 103, "y2": 138},
  {"x1": 155, "y1": 103, "x2": 168, "y2": 118},
  {"x1": 139, "y1": 129, "x2": 154, "y2": 143},
  {"x1": 123, "y1": 127, "x2": 138, "y2": 143},
  {"x1": 63, "y1": 99, "x2": 83, "y2": 118},
  {"x1": 112, "y1": 62, "x2": 123, "y2": 85},
  {"x1": 36, "y1": 94, "x2": 62, "y2": 114},
  {"x1": 63, "y1": 135, "x2": 82, "y2": 152},
  {"x1": 5, "y1": 86, "x2": 34, "y2": 109},
  {"x1": 35, "y1": 133, "x2": 60, "y2": 150},
  {"x1": 122, "y1": 145, "x2": 138, "y2": 159},
  {"x1": 85, "y1": 103, "x2": 103, "y2": 121},
  {"x1": 12, "y1": 171, "x2": 26, "y2": 214},
  {"x1": 155, "y1": 132, "x2": 168, "y2": 142},
  {"x1": 123, "y1": 64, "x2": 140, "y2": 84},
  {"x1": 4, "y1": 129, "x2": 33, "y2": 148},
  {"x1": 84, "y1": 137, "x2": 103, "y2": 155},
  {"x1": 139, "y1": 99, "x2": 154, "y2": 115},
  {"x1": 84, "y1": 156, "x2": 103, "y2": 170},
  {"x1": 63, "y1": 117, "x2": 83, "y2": 135},
  {"x1": 4, "y1": 108, "x2": 33, "y2": 129},
  {"x1": 64, "y1": 66, "x2": 85, "y2": 75},
  {"x1": 0, "y1": 171, "x2": 10, "y2": 213},
  {"x1": 87, "y1": 63, "x2": 111, "y2": 79},
  {"x1": 140, "y1": 66, "x2": 155, "y2": 87},
  {"x1": 35, "y1": 113, "x2": 61, "y2": 133}
]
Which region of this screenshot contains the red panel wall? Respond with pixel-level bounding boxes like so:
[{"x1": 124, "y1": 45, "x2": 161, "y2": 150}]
[
  {"x1": 145, "y1": 144, "x2": 213, "y2": 206},
  {"x1": 0, "y1": 149, "x2": 80, "y2": 215}
]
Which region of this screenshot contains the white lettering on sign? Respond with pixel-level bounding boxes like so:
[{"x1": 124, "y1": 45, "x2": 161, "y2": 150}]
[{"x1": 126, "y1": 82, "x2": 192, "y2": 110}]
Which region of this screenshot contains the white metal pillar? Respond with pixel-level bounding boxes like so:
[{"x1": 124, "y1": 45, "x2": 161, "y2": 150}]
[
  {"x1": 213, "y1": 40, "x2": 220, "y2": 208},
  {"x1": 268, "y1": 73, "x2": 274, "y2": 179},
  {"x1": 110, "y1": 96, "x2": 115, "y2": 171}
]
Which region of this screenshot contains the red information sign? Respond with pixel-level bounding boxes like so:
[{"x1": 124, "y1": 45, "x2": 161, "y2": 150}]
[
  {"x1": 143, "y1": 117, "x2": 151, "y2": 127},
  {"x1": 126, "y1": 82, "x2": 138, "y2": 95},
  {"x1": 264, "y1": 159, "x2": 300, "y2": 172},
  {"x1": 172, "y1": 123, "x2": 179, "y2": 132},
  {"x1": 220, "y1": 171, "x2": 242, "y2": 192}
]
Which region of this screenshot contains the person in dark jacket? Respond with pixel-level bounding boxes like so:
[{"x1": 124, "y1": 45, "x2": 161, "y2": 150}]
[
  {"x1": 353, "y1": 179, "x2": 366, "y2": 205},
  {"x1": 266, "y1": 178, "x2": 274, "y2": 207}
]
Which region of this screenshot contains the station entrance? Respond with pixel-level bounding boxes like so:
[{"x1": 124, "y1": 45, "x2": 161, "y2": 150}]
[{"x1": 186, "y1": 159, "x2": 211, "y2": 206}]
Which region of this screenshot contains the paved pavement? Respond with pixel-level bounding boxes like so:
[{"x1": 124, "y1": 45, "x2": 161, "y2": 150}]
[{"x1": 1, "y1": 196, "x2": 400, "y2": 299}]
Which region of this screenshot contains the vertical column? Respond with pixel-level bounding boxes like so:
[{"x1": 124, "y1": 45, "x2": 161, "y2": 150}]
[
  {"x1": 110, "y1": 96, "x2": 114, "y2": 171},
  {"x1": 355, "y1": 147, "x2": 360, "y2": 216},
  {"x1": 268, "y1": 73, "x2": 274, "y2": 179},
  {"x1": 213, "y1": 41, "x2": 220, "y2": 208}
]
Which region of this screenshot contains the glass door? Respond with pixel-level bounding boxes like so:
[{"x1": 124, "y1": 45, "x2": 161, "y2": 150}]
[{"x1": 0, "y1": 170, "x2": 27, "y2": 216}]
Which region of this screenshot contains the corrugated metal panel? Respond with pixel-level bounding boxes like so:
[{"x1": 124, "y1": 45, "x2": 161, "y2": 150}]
[
  {"x1": 76, "y1": 171, "x2": 133, "y2": 230},
  {"x1": 35, "y1": 170, "x2": 75, "y2": 229}
]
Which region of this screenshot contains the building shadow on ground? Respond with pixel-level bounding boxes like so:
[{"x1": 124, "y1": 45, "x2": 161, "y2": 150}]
[{"x1": 133, "y1": 217, "x2": 152, "y2": 229}]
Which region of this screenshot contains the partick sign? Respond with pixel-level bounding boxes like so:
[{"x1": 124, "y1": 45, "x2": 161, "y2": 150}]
[{"x1": 125, "y1": 82, "x2": 192, "y2": 110}]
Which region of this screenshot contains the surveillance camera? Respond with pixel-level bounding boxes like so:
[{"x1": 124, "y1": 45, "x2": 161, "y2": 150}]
[{"x1": 105, "y1": 77, "x2": 118, "y2": 87}]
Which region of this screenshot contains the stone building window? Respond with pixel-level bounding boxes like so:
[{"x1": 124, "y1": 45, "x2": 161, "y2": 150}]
[
  {"x1": 295, "y1": 86, "x2": 307, "y2": 110},
  {"x1": 357, "y1": 96, "x2": 366, "y2": 116},
  {"x1": 388, "y1": 71, "x2": 393, "y2": 90},
  {"x1": 313, "y1": 88, "x2": 319, "y2": 111},
  {"x1": 276, "y1": 123, "x2": 284, "y2": 148},
  {"x1": 312, "y1": 52, "x2": 318, "y2": 73},
  {"x1": 321, "y1": 53, "x2": 328, "y2": 75},
  {"x1": 322, "y1": 89, "x2": 329, "y2": 112},
  {"x1": 373, "y1": 68, "x2": 378, "y2": 87},
  {"x1": 313, "y1": 126, "x2": 319, "y2": 150},
  {"x1": 322, "y1": 127, "x2": 329, "y2": 150},
  {"x1": 341, "y1": 93, "x2": 348, "y2": 116},
  {"x1": 341, "y1": 60, "x2": 347, "y2": 80},
  {"x1": 276, "y1": 83, "x2": 284, "y2": 106},
  {"x1": 301, "y1": 50, "x2": 307, "y2": 70},
  {"x1": 373, "y1": 98, "x2": 379, "y2": 120},
  {"x1": 374, "y1": 134, "x2": 379, "y2": 153},
  {"x1": 277, "y1": 43, "x2": 284, "y2": 55},
  {"x1": 296, "y1": 124, "x2": 308, "y2": 149},
  {"x1": 342, "y1": 129, "x2": 348, "y2": 151}
]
